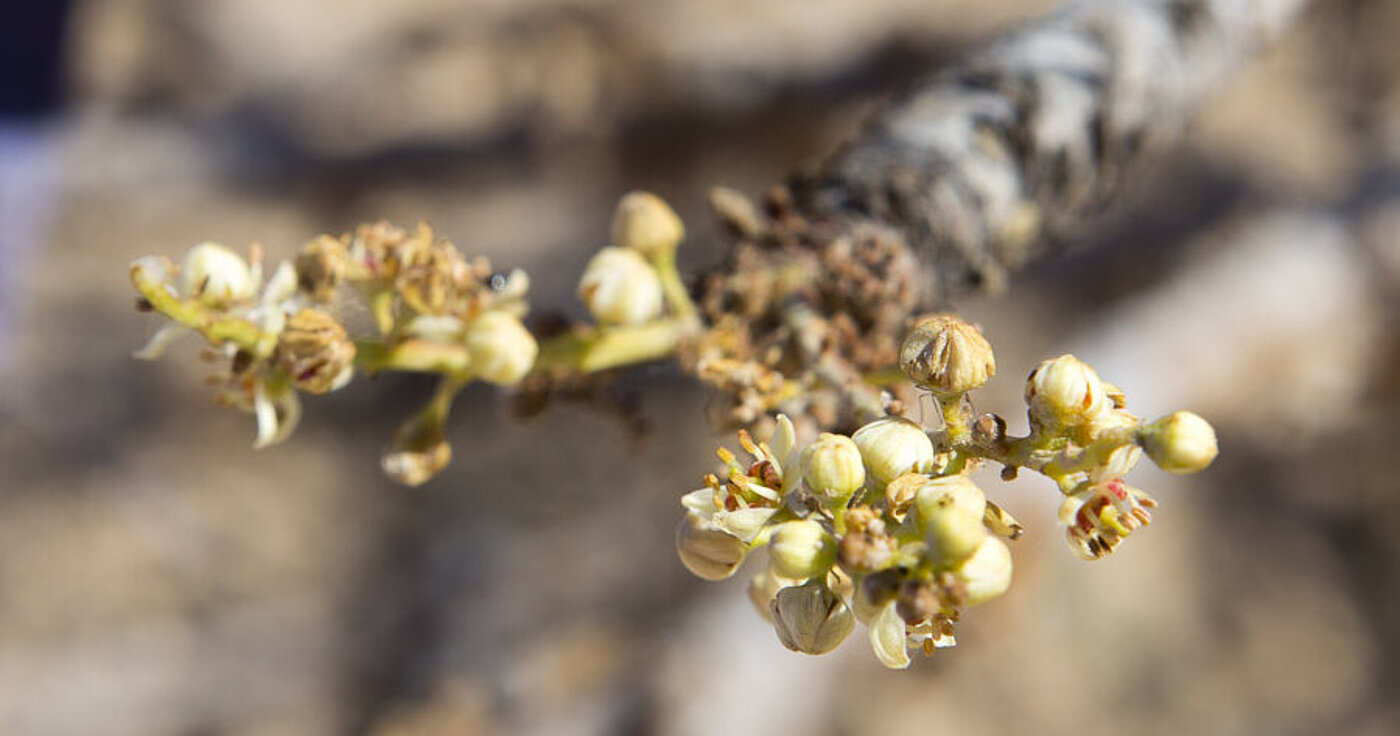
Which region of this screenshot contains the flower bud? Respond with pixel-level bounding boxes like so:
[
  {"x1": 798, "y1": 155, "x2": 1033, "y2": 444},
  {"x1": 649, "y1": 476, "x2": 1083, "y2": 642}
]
[
  {"x1": 274, "y1": 309, "x2": 356, "y2": 394},
  {"x1": 899, "y1": 314, "x2": 995, "y2": 395},
  {"x1": 463, "y1": 311, "x2": 538, "y2": 385},
  {"x1": 915, "y1": 476, "x2": 989, "y2": 566},
  {"x1": 768, "y1": 520, "x2": 836, "y2": 580},
  {"x1": 955, "y1": 537, "x2": 1013, "y2": 606},
  {"x1": 611, "y1": 191, "x2": 685, "y2": 258},
  {"x1": 800, "y1": 433, "x2": 865, "y2": 506},
  {"x1": 771, "y1": 580, "x2": 855, "y2": 655},
  {"x1": 1025, "y1": 354, "x2": 1111, "y2": 427},
  {"x1": 1140, "y1": 411, "x2": 1218, "y2": 474},
  {"x1": 676, "y1": 511, "x2": 748, "y2": 581},
  {"x1": 851, "y1": 417, "x2": 935, "y2": 486},
  {"x1": 577, "y1": 247, "x2": 664, "y2": 326},
  {"x1": 179, "y1": 242, "x2": 254, "y2": 305}
]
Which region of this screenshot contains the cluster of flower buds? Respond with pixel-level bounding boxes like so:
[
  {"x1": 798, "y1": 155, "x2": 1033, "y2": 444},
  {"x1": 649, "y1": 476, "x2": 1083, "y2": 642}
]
[
  {"x1": 130, "y1": 222, "x2": 540, "y2": 483},
  {"x1": 676, "y1": 313, "x2": 1218, "y2": 667},
  {"x1": 577, "y1": 191, "x2": 693, "y2": 328}
]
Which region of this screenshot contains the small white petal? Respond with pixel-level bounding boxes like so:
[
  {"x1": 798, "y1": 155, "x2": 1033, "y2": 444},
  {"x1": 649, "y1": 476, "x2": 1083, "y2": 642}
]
[
  {"x1": 870, "y1": 600, "x2": 911, "y2": 669},
  {"x1": 715, "y1": 507, "x2": 778, "y2": 543},
  {"x1": 133, "y1": 323, "x2": 190, "y2": 360}
]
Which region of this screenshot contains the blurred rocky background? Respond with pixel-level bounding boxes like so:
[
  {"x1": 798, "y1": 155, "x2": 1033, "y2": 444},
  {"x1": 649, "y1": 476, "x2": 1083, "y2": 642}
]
[{"x1": 1, "y1": 0, "x2": 1398, "y2": 734}]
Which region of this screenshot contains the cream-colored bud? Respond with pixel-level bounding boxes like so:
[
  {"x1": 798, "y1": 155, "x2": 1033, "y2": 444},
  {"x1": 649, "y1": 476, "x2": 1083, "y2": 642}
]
[
  {"x1": 914, "y1": 476, "x2": 989, "y2": 566},
  {"x1": 801, "y1": 433, "x2": 866, "y2": 505},
  {"x1": 577, "y1": 247, "x2": 664, "y2": 326},
  {"x1": 1140, "y1": 411, "x2": 1218, "y2": 474},
  {"x1": 955, "y1": 537, "x2": 1013, "y2": 606},
  {"x1": 768, "y1": 520, "x2": 836, "y2": 580},
  {"x1": 676, "y1": 511, "x2": 748, "y2": 581},
  {"x1": 611, "y1": 191, "x2": 685, "y2": 258},
  {"x1": 852, "y1": 417, "x2": 935, "y2": 486},
  {"x1": 463, "y1": 311, "x2": 538, "y2": 385},
  {"x1": 274, "y1": 309, "x2": 356, "y2": 394},
  {"x1": 899, "y1": 314, "x2": 995, "y2": 395},
  {"x1": 179, "y1": 242, "x2": 254, "y2": 304},
  {"x1": 913, "y1": 475, "x2": 987, "y2": 523},
  {"x1": 1025, "y1": 354, "x2": 1111, "y2": 427},
  {"x1": 771, "y1": 580, "x2": 855, "y2": 655}
]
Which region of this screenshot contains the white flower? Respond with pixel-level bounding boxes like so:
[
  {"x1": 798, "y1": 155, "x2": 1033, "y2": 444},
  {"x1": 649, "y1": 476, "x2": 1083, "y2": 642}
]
[
  {"x1": 768, "y1": 520, "x2": 836, "y2": 580},
  {"x1": 956, "y1": 537, "x2": 1013, "y2": 606},
  {"x1": 800, "y1": 433, "x2": 865, "y2": 507}
]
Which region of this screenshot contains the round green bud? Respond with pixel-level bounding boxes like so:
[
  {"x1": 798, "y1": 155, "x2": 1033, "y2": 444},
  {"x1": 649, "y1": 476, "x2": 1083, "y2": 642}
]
[
  {"x1": 800, "y1": 433, "x2": 866, "y2": 505},
  {"x1": 915, "y1": 476, "x2": 989, "y2": 567},
  {"x1": 1140, "y1": 410, "x2": 1218, "y2": 474},
  {"x1": 851, "y1": 416, "x2": 935, "y2": 486},
  {"x1": 768, "y1": 520, "x2": 837, "y2": 580},
  {"x1": 899, "y1": 313, "x2": 995, "y2": 395}
]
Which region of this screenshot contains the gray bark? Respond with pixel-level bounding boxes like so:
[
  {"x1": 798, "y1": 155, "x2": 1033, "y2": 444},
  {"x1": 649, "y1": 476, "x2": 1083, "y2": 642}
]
[{"x1": 789, "y1": 0, "x2": 1311, "y2": 304}]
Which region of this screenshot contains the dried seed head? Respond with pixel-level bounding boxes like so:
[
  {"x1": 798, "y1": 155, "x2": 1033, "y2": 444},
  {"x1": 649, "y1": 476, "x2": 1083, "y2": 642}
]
[
  {"x1": 676, "y1": 511, "x2": 748, "y2": 581},
  {"x1": 578, "y1": 246, "x2": 664, "y2": 326},
  {"x1": 851, "y1": 416, "x2": 935, "y2": 486},
  {"x1": 463, "y1": 311, "x2": 538, "y2": 385},
  {"x1": 611, "y1": 191, "x2": 685, "y2": 258},
  {"x1": 1025, "y1": 354, "x2": 1111, "y2": 428},
  {"x1": 899, "y1": 314, "x2": 995, "y2": 395},
  {"x1": 294, "y1": 235, "x2": 348, "y2": 301},
  {"x1": 179, "y1": 242, "x2": 254, "y2": 305},
  {"x1": 768, "y1": 520, "x2": 837, "y2": 580},
  {"x1": 771, "y1": 580, "x2": 855, "y2": 655},
  {"x1": 381, "y1": 409, "x2": 452, "y2": 486},
  {"x1": 1140, "y1": 411, "x2": 1218, "y2": 474},
  {"x1": 800, "y1": 432, "x2": 866, "y2": 507},
  {"x1": 274, "y1": 309, "x2": 356, "y2": 394}
]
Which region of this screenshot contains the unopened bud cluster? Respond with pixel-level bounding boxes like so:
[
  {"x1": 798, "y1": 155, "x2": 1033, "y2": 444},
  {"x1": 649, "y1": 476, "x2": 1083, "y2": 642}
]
[{"x1": 676, "y1": 313, "x2": 1218, "y2": 667}]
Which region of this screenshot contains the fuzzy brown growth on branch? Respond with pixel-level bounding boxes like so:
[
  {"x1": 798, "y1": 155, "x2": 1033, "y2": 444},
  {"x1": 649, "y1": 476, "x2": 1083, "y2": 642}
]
[{"x1": 692, "y1": 0, "x2": 1308, "y2": 429}]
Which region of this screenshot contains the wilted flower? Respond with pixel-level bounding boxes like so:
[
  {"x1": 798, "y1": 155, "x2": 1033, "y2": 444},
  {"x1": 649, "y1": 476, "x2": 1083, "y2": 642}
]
[
  {"x1": 899, "y1": 313, "x2": 995, "y2": 395},
  {"x1": 771, "y1": 580, "x2": 855, "y2": 655},
  {"x1": 274, "y1": 308, "x2": 356, "y2": 394}
]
